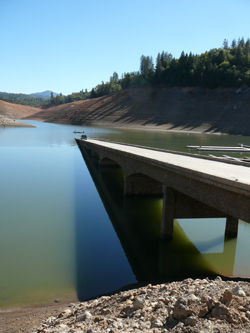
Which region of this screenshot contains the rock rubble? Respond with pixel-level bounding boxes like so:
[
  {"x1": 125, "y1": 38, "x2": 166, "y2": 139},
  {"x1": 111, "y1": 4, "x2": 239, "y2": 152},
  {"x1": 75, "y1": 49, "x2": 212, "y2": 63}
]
[{"x1": 33, "y1": 277, "x2": 250, "y2": 333}]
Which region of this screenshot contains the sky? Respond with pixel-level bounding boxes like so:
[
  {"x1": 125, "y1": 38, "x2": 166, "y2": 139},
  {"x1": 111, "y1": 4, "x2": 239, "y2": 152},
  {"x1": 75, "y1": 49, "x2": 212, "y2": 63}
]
[{"x1": 1, "y1": 0, "x2": 250, "y2": 96}]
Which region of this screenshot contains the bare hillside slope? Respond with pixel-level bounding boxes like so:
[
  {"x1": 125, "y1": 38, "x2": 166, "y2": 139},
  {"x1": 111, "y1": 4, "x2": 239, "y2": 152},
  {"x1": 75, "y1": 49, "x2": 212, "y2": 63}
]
[
  {"x1": 0, "y1": 100, "x2": 39, "y2": 119},
  {"x1": 25, "y1": 86, "x2": 250, "y2": 135}
]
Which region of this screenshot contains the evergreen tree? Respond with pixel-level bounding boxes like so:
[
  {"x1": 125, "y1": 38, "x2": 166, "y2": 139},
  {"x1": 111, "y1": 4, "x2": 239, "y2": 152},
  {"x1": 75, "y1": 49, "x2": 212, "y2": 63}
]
[
  {"x1": 161, "y1": 51, "x2": 172, "y2": 68},
  {"x1": 112, "y1": 71, "x2": 119, "y2": 82},
  {"x1": 140, "y1": 55, "x2": 154, "y2": 79},
  {"x1": 155, "y1": 53, "x2": 163, "y2": 81},
  {"x1": 222, "y1": 39, "x2": 228, "y2": 50},
  {"x1": 231, "y1": 39, "x2": 237, "y2": 48}
]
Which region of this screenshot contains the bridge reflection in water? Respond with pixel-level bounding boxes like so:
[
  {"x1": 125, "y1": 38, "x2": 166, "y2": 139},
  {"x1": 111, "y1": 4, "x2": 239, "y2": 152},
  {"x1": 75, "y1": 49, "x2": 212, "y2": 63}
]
[{"x1": 75, "y1": 142, "x2": 237, "y2": 301}]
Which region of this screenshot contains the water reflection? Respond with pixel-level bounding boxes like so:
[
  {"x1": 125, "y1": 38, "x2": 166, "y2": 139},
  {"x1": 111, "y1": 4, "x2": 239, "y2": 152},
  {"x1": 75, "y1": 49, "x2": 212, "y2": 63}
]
[
  {"x1": 76, "y1": 143, "x2": 238, "y2": 301},
  {"x1": 1, "y1": 121, "x2": 250, "y2": 307}
]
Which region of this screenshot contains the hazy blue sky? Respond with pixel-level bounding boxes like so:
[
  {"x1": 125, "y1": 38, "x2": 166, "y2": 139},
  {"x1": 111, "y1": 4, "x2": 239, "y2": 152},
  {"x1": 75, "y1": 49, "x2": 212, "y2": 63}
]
[{"x1": 1, "y1": 0, "x2": 250, "y2": 96}]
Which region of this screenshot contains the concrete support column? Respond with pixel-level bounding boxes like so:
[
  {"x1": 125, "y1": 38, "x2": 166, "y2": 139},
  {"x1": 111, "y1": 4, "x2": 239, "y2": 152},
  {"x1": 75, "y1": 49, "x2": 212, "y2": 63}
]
[
  {"x1": 124, "y1": 175, "x2": 133, "y2": 196},
  {"x1": 160, "y1": 186, "x2": 175, "y2": 240},
  {"x1": 225, "y1": 216, "x2": 239, "y2": 238}
]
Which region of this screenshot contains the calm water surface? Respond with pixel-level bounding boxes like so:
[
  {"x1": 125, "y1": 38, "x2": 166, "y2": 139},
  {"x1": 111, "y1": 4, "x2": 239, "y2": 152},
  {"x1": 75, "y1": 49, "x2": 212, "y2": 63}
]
[{"x1": 1, "y1": 120, "x2": 250, "y2": 307}]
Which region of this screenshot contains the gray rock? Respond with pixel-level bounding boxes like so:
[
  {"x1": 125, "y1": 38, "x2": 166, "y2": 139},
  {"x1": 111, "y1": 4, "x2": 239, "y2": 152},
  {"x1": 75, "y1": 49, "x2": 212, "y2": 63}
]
[
  {"x1": 211, "y1": 302, "x2": 238, "y2": 324},
  {"x1": 75, "y1": 310, "x2": 92, "y2": 322},
  {"x1": 60, "y1": 308, "x2": 72, "y2": 318},
  {"x1": 151, "y1": 318, "x2": 164, "y2": 328},
  {"x1": 185, "y1": 315, "x2": 198, "y2": 326},
  {"x1": 232, "y1": 286, "x2": 246, "y2": 297},
  {"x1": 45, "y1": 316, "x2": 56, "y2": 325},
  {"x1": 54, "y1": 299, "x2": 61, "y2": 303},
  {"x1": 173, "y1": 298, "x2": 193, "y2": 319},
  {"x1": 186, "y1": 294, "x2": 200, "y2": 304},
  {"x1": 133, "y1": 296, "x2": 144, "y2": 309},
  {"x1": 220, "y1": 289, "x2": 232, "y2": 305},
  {"x1": 206, "y1": 297, "x2": 215, "y2": 311}
]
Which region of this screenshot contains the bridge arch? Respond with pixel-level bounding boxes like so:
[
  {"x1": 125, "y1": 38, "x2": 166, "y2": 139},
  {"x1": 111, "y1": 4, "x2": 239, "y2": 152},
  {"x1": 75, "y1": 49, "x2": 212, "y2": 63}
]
[
  {"x1": 124, "y1": 173, "x2": 163, "y2": 196},
  {"x1": 99, "y1": 157, "x2": 121, "y2": 168},
  {"x1": 76, "y1": 138, "x2": 243, "y2": 240}
]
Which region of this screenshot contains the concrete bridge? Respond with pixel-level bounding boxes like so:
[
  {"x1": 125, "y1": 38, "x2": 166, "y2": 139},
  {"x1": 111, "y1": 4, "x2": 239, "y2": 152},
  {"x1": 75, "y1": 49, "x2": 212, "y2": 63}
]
[
  {"x1": 75, "y1": 140, "x2": 237, "y2": 285},
  {"x1": 76, "y1": 138, "x2": 250, "y2": 240}
]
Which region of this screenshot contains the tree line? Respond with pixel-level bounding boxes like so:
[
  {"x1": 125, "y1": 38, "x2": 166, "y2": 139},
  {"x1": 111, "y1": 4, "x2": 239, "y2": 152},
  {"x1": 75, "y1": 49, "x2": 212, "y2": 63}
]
[
  {"x1": 0, "y1": 92, "x2": 49, "y2": 106},
  {"x1": 1, "y1": 38, "x2": 250, "y2": 107},
  {"x1": 150, "y1": 38, "x2": 250, "y2": 88},
  {"x1": 86, "y1": 37, "x2": 250, "y2": 100},
  {"x1": 50, "y1": 90, "x2": 91, "y2": 104}
]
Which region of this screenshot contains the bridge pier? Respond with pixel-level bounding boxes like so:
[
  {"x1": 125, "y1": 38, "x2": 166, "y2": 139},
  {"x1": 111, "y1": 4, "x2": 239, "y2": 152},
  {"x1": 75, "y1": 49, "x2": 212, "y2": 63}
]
[
  {"x1": 225, "y1": 216, "x2": 239, "y2": 238},
  {"x1": 160, "y1": 186, "x2": 175, "y2": 240},
  {"x1": 160, "y1": 186, "x2": 239, "y2": 240}
]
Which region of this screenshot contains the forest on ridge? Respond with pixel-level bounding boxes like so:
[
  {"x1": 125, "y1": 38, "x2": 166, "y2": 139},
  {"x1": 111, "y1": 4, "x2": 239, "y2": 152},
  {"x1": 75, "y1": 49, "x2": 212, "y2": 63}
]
[
  {"x1": 1, "y1": 38, "x2": 250, "y2": 106},
  {"x1": 88, "y1": 38, "x2": 250, "y2": 100}
]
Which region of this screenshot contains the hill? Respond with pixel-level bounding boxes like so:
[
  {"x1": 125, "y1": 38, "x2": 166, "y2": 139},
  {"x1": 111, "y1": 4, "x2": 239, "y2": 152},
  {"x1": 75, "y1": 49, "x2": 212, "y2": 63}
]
[
  {"x1": 0, "y1": 100, "x2": 40, "y2": 127},
  {"x1": 29, "y1": 90, "x2": 59, "y2": 99},
  {"x1": 24, "y1": 86, "x2": 250, "y2": 136},
  {"x1": 0, "y1": 99, "x2": 40, "y2": 119}
]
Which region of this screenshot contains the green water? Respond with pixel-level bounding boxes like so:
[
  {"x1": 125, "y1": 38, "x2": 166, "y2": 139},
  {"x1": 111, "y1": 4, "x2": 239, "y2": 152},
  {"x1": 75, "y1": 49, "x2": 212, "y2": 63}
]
[
  {"x1": 1, "y1": 121, "x2": 250, "y2": 307},
  {"x1": 98, "y1": 127, "x2": 250, "y2": 155}
]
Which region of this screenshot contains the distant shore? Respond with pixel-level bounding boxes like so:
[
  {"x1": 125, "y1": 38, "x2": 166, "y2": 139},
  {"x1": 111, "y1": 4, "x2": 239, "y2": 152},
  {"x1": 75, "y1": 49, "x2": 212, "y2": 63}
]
[
  {"x1": 0, "y1": 117, "x2": 36, "y2": 127},
  {"x1": 24, "y1": 86, "x2": 250, "y2": 136},
  {"x1": 77, "y1": 120, "x2": 225, "y2": 135},
  {"x1": 27, "y1": 115, "x2": 225, "y2": 135}
]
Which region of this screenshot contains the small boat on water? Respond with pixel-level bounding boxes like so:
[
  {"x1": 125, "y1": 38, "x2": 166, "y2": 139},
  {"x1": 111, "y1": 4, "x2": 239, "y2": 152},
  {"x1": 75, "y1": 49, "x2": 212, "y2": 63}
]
[{"x1": 73, "y1": 129, "x2": 84, "y2": 133}]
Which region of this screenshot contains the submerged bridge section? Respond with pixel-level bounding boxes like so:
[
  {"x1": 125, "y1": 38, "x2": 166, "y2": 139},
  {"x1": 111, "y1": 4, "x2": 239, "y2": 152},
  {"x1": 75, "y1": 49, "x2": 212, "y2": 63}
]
[{"x1": 76, "y1": 138, "x2": 250, "y2": 240}]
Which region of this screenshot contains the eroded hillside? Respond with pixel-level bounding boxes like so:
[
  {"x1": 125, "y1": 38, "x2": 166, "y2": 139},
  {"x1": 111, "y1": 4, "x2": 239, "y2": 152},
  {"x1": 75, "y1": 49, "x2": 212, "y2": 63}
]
[
  {"x1": 0, "y1": 100, "x2": 39, "y2": 119},
  {"x1": 22, "y1": 86, "x2": 250, "y2": 135}
]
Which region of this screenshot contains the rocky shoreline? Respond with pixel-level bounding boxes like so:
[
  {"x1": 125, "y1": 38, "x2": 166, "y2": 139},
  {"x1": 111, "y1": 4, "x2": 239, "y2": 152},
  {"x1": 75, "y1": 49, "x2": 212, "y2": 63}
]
[{"x1": 32, "y1": 277, "x2": 250, "y2": 333}]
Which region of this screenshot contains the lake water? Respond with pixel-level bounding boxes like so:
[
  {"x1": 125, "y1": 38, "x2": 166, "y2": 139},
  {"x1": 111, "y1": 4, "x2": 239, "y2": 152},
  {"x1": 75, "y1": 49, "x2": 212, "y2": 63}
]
[{"x1": 1, "y1": 120, "x2": 250, "y2": 307}]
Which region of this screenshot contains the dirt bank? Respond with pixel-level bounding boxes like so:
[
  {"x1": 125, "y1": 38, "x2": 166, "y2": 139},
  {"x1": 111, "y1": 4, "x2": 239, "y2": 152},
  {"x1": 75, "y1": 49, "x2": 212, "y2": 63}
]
[
  {"x1": 5, "y1": 277, "x2": 250, "y2": 333},
  {"x1": 0, "y1": 299, "x2": 77, "y2": 333},
  {"x1": 24, "y1": 86, "x2": 250, "y2": 135},
  {"x1": 0, "y1": 100, "x2": 39, "y2": 127},
  {"x1": 0, "y1": 116, "x2": 36, "y2": 127},
  {"x1": 0, "y1": 100, "x2": 39, "y2": 119}
]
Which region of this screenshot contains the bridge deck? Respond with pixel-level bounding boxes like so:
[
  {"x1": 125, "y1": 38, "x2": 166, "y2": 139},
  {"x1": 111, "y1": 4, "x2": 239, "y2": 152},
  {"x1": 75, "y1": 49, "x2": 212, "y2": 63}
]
[
  {"x1": 84, "y1": 139, "x2": 250, "y2": 195},
  {"x1": 77, "y1": 138, "x2": 250, "y2": 238}
]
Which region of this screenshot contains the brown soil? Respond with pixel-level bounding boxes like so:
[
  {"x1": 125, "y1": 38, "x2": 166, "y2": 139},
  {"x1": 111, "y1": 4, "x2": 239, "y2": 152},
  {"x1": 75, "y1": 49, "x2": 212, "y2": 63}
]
[
  {"x1": 0, "y1": 100, "x2": 39, "y2": 119},
  {"x1": 0, "y1": 116, "x2": 36, "y2": 127},
  {"x1": 24, "y1": 86, "x2": 250, "y2": 135},
  {"x1": 0, "y1": 300, "x2": 77, "y2": 333},
  {"x1": 0, "y1": 100, "x2": 40, "y2": 127},
  {"x1": 2, "y1": 86, "x2": 250, "y2": 135}
]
